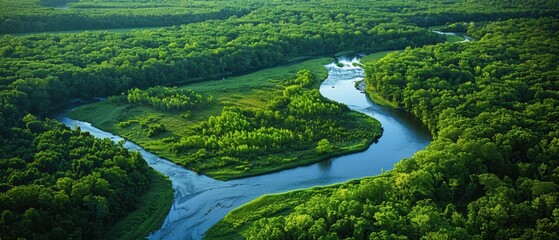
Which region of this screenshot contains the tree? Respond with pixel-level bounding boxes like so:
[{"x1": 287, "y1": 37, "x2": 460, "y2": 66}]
[{"x1": 316, "y1": 139, "x2": 334, "y2": 154}]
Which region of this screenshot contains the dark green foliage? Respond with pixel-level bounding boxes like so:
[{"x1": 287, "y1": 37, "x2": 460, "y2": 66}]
[
  {"x1": 3, "y1": 0, "x2": 554, "y2": 120},
  {"x1": 0, "y1": 116, "x2": 152, "y2": 239},
  {"x1": 0, "y1": 0, "x2": 251, "y2": 34},
  {"x1": 221, "y1": 17, "x2": 559, "y2": 240},
  {"x1": 1, "y1": 0, "x2": 558, "y2": 239}
]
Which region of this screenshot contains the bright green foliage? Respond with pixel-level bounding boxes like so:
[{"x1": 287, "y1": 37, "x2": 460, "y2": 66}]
[
  {"x1": 208, "y1": 17, "x2": 559, "y2": 240},
  {"x1": 66, "y1": 60, "x2": 380, "y2": 179},
  {"x1": 316, "y1": 139, "x2": 334, "y2": 154},
  {"x1": 113, "y1": 86, "x2": 208, "y2": 112},
  {"x1": 66, "y1": 57, "x2": 369, "y2": 180}
]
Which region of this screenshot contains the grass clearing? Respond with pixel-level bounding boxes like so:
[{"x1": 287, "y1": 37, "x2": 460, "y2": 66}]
[
  {"x1": 360, "y1": 50, "x2": 402, "y2": 65},
  {"x1": 428, "y1": 25, "x2": 445, "y2": 31}
]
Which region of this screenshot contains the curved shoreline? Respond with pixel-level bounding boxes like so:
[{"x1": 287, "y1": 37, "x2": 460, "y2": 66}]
[{"x1": 57, "y1": 56, "x2": 431, "y2": 239}]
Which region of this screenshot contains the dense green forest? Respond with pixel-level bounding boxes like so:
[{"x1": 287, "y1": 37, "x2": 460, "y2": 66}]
[
  {"x1": 208, "y1": 17, "x2": 559, "y2": 239},
  {"x1": 0, "y1": 116, "x2": 171, "y2": 239},
  {"x1": 1, "y1": 0, "x2": 557, "y2": 34},
  {"x1": 1, "y1": 0, "x2": 558, "y2": 239},
  {"x1": 0, "y1": 0, "x2": 252, "y2": 33}
]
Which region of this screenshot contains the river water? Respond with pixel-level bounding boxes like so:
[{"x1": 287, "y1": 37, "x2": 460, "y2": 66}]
[
  {"x1": 56, "y1": 56, "x2": 431, "y2": 239},
  {"x1": 432, "y1": 30, "x2": 473, "y2": 42}
]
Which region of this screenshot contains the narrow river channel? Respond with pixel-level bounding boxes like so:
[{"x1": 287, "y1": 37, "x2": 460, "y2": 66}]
[{"x1": 56, "y1": 56, "x2": 431, "y2": 240}]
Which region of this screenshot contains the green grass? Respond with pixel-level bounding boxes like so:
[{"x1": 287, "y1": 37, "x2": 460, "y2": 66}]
[
  {"x1": 68, "y1": 57, "x2": 382, "y2": 180},
  {"x1": 360, "y1": 50, "x2": 402, "y2": 65},
  {"x1": 203, "y1": 111, "x2": 379, "y2": 180},
  {"x1": 186, "y1": 58, "x2": 331, "y2": 108},
  {"x1": 103, "y1": 170, "x2": 173, "y2": 240},
  {"x1": 206, "y1": 33, "x2": 473, "y2": 237}
]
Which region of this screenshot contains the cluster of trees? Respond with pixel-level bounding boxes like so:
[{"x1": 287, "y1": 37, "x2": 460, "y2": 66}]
[
  {"x1": 2, "y1": 0, "x2": 557, "y2": 34},
  {"x1": 237, "y1": 17, "x2": 559, "y2": 239},
  {"x1": 168, "y1": 70, "x2": 379, "y2": 173},
  {"x1": 0, "y1": 115, "x2": 152, "y2": 239},
  {"x1": 0, "y1": 0, "x2": 557, "y2": 238},
  {"x1": 4, "y1": 0, "x2": 553, "y2": 120},
  {"x1": 0, "y1": 1, "x2": 470, "y2": 236},
  {"x1": 111, "y1": 86, "x2": 210, "y2": 112},
  {"x1": 0, "y1": 0, "x2": 251, "y2": 33},
  {"x1": 0, "y1": 8, "x2": 447, "y2": 117}
]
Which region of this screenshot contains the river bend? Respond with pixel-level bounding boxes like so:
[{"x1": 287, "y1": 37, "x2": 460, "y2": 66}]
[{"x1": 56, "y1": 56, "x2": 431, "y2": 239}]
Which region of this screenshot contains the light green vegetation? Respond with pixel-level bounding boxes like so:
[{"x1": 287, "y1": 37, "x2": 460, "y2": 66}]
[
  {"x1": 103, "y1": 171, "x2": 173, "y2": 240},
  {"x1": 205, "y1": 175, "x2": 389, "y2": 240},
  {"x1": 361, "y1": 29, "x2": 467, "y2": 109},
  {"x1": 360, "y1": 51, "x2": 400, "y2": 65},
  {"x1": 69, "y1": 58, "x2": 382, "y2": 180},
  {"x1": 187, "y1": 58, "x2": 331, "y2": 103},
  {"x1": 363, "y1": 86, "x2": 400, "y2": 109},
  {"x1": 3, "y1": 0, "x2": 558, "y2": 239}
]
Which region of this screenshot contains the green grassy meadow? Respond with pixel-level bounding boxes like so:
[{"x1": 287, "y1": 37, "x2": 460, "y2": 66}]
[{"x1": 360, "y1": 51, "x2": 398, "y2": 65}]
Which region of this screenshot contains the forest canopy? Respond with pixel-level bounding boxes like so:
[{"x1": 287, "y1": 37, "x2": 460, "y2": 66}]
[
  {"x1": 0, "y1": 117, "x2": 156, "y2": 239},
  {"x1": 208, "y1": 17, "x2": 559, "y2": 240},
  {"x1": 1, "y1": 0, "x2": 558, "y2": 239}
]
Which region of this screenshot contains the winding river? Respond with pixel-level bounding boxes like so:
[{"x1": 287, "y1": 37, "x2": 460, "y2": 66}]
[{"x1": 56, "y1": 57, "x2": 431, "y2": 239}]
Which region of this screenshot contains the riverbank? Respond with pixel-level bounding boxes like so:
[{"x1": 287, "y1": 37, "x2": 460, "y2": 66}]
[
  {"x1": 61, "y1": 55, "x2": 430, "y2": 239},
  {"x1": 68, "y1": 57, "x2": 382, "y2": 181},
  {"x1": 203, "y1": 55, "x2": 431, "y2": 239},
  {"x1": 102, "y1": 171, "x2": 173, "y2": 240}
]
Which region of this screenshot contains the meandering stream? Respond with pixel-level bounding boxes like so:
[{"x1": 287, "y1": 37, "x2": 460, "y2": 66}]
[{"x1": 56, "y1": 56, "x2": 431, "y2": 239}]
